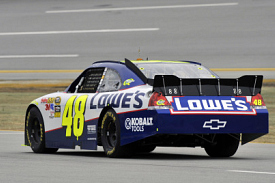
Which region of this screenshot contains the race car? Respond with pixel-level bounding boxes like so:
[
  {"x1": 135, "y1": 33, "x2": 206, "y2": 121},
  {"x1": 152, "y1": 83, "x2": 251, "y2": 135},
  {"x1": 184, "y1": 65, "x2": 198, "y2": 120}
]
[{"x1": 24, "y1": 59, "x2": 268, "y2": 158}]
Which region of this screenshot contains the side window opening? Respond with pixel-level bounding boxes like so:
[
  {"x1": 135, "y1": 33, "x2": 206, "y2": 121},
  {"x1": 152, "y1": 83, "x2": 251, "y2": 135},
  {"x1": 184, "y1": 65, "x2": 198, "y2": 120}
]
[
  {"x1": 98, "y1": 68, "x2": 122, "y2": 92},
  {"x1": 76, "y1": 68, "x2": 105, "y2": 93}
]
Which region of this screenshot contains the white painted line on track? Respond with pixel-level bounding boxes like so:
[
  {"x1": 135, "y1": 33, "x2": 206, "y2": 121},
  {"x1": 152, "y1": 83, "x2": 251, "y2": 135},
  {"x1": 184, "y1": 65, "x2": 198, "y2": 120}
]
[
  {"x1": 0, "y1": 54, "x2": 79, "y2": 59},
  {"x1": 0, "y1": 28, "x2": 159, "y2": 36},
  {"x1": 46, "y1": 3, "x2": 238, "y2": 13},
  {"x1": 228, "y1": 170, "x2": 275, "y2": 175}
]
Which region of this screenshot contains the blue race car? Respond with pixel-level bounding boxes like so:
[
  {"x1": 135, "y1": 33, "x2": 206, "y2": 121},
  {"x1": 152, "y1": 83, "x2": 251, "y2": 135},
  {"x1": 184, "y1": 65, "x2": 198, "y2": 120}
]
[{"x1": 24, "y1": 59, "x2": 268, "y2": 157}]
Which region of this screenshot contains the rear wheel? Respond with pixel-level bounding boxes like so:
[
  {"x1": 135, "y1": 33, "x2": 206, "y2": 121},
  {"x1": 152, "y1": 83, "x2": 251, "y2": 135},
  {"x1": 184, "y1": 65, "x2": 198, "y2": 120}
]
[
  {"x1": 204, "y1": 134, "x2": 240, "y2": 157},
  {"x1": 26, "y1": 107, "x2": 58, "y2": 153},
  {"x1": 101, "y1": 109, "x2": 132, "y2": 158}
]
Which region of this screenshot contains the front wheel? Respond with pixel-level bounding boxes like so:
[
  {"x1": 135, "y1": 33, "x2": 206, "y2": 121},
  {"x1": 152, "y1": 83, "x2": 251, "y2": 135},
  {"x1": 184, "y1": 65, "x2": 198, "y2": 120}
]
[
  {"x1": 204, "y1": 134, "x2": 240, "y2": 157},
  {"x1": 101, "y1": 109, "x2": 132, "y2": 158},
  {"x1": 26, "y1": 107, "x2": 58, "y2": 153}
]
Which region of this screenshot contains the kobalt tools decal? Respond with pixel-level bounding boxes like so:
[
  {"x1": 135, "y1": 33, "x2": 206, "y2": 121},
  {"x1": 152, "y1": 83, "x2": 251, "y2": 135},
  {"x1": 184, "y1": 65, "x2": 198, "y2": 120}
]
[
  {"x1": 170, "y1": 96, "x2": 256, "y2": 115},
  {"x1": 203, "y1": 119, "x2": 227, "y2": 130},
  {"x1": 125, "y1": 117, "x2": 153, "y2": 132}
]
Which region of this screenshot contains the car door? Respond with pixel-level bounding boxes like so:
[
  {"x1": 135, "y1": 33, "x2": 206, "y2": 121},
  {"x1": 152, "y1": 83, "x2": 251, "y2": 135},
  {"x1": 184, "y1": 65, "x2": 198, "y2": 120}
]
[{"x1": 44, "y1": 67, "x2": 106, "y2": 150}]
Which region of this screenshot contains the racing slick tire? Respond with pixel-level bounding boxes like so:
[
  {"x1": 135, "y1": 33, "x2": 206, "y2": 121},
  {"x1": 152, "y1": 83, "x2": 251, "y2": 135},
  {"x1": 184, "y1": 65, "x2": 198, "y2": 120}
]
[
  {"x1": 204, "y1": 134, "x2": 240, "y2": 157},
  {"x1": 101, "y1": 109, "x2": 132, "y2": 158},
  {"x1": 26, "y1": 107, "x2": 58, "y2": 153}
]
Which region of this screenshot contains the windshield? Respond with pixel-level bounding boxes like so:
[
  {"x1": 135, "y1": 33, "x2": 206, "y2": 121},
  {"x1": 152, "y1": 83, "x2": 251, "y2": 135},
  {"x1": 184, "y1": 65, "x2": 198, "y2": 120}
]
[{"x1": 135, "y1": 62, "x2": 217, "y2": 79}]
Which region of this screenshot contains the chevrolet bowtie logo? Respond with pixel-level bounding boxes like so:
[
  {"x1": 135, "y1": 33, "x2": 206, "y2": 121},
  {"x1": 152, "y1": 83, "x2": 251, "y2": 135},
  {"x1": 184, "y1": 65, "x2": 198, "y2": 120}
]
[{"x1": 203, "y1": 119, "x2": 227, "y2": 130}]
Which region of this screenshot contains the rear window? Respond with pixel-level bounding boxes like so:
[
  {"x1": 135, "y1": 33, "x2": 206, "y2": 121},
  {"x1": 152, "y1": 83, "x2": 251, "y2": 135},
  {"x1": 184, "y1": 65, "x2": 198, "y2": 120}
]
[{"x1": 135, "y1": 62, "x2": 217, "y2": 79}]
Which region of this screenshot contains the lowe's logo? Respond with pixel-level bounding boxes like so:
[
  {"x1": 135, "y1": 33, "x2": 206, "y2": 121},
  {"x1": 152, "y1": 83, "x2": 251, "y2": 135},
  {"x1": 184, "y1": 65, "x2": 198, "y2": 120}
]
[
  {"x1": 90, "y1": 91, "x2": 145, "y2": 109},
  {"x1": 170, "y1": 96, "x2": 255, "y2": 115},
  {"x1": 203, "y1": 119, "x2": 227, "y2": 130}
]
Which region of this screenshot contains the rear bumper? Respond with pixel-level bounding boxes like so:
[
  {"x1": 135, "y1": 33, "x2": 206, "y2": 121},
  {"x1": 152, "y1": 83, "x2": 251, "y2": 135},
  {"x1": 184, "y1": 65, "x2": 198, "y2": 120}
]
[
  {"x1": 156, "y1": 109, "x2": 268, "y2": 134},
  {"x1": 119, "y1": 108, "x2": 268, "y2": 145}
]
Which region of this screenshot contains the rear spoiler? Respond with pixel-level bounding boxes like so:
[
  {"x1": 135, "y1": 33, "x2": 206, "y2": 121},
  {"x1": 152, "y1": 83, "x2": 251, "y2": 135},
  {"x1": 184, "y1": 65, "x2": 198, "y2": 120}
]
[
  {"x1": 124, "y1": 58, "x2": 263, "y2": 96},
  {"x1": 153, "y1": 75, "x2": 263, "y2": 96}
]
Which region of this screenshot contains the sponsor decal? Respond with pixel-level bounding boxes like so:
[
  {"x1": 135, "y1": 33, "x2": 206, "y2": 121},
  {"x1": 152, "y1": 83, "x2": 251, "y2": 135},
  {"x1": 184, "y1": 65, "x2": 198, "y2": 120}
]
[
  {"x1": 49, "y1": 111, "x2": 55, "y2": 118},
  {"x1": 46, "y1": 104, "x2": 61, "y2": 118},
  {"x1": 87, "y1": 138, "x2": 97, "y2": 141},
  {"x1": 123, "y1": 78, "x2": 135, "y2": 86},
  {"x1": 41, "y1": 98, "x2": 48, "y2": 103},
  {"x1": 170, "y1": 96, "x2": 256, "y2": 115},
  {"x1": 90, "y1": 91, "x2": 145, "y2": 109},
  {"x1": 125, "y1": 117, "x2": 153, "y2": 132},
  {"x1": 54, "y1": 105, "x2": 61, "y2": 112},
  {"x1": 45, "y1": 103, "x2": 54, "y2": 111},
  {"x1": 42, "y1": 96, "x2": 62, "y2": 118},
  {"x1": 87, "y1": 125, "x2": 96, "y2": 134},
  {"x1": 41, "y1": 96, "x2": 61, "y2": 104},
  {"x1": 47, "y1": 97, "x2": 55, "y2": 103},
  {"x1": 55, "y1": 96, "x2": 61, "y2": 105},
  {"x1": 203, "y1": 119, "x2": 227, "y2": 130},
  {"x1": 156, "y1": 99, "x2": 165, "y2": 105},
  {"x1": 54, "y1": 105, "x2": 61, "y2": 118}
]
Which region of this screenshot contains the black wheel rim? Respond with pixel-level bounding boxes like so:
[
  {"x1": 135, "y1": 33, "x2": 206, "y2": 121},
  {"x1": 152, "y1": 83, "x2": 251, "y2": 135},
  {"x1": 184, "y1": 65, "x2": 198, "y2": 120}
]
[
  {"x1": 31, "y1": 118, "x2": 41, "y2": 144},
  {"x1": 106, "y1": 120, "x2": 117, "y2": 148}
]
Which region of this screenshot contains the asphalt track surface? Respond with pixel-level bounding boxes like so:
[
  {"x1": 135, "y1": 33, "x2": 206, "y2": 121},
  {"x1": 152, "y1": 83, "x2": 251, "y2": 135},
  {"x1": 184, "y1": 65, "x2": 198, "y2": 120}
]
[
  {"x1": 1, "y1": 131, "x2": 275, "y2": 183},
  {"x1": 0, "y1": 0, "x2": 274, "y2": 80}
]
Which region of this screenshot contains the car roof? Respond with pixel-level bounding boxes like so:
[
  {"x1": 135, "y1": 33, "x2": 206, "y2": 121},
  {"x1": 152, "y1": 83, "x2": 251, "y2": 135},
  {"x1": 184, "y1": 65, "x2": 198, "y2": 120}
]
[{"x1": 65, "y1": 59, "x2": 213, "y2": 93}]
